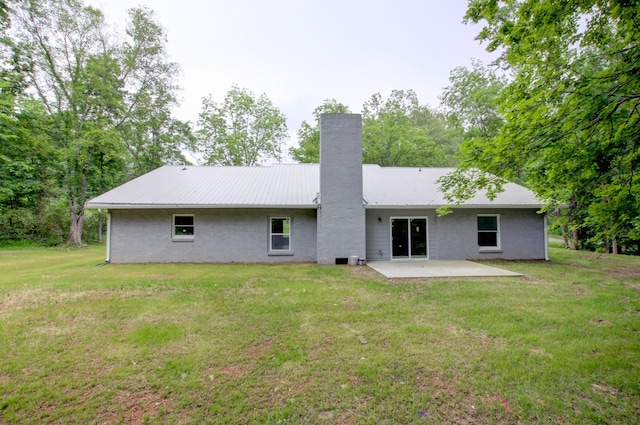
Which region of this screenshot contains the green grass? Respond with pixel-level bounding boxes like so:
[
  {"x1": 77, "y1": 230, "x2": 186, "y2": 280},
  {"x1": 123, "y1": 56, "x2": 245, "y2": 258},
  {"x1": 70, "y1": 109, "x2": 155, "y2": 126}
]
[{"x1": 1, "y1": 245, "x2": 639, "y2": 424}]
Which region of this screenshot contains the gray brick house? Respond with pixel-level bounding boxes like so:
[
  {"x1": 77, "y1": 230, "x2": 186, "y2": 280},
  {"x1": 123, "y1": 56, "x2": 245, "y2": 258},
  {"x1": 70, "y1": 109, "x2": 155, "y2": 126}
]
[{"x1": 86, "y1": 114, "x2": 547, "y2": 264}]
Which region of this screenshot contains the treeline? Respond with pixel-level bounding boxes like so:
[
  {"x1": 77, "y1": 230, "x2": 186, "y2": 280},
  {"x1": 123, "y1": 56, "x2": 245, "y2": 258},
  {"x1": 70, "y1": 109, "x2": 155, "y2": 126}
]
[
  {"x1": 1, "y1": 0, "x2": 192, "y2": 245},
  {"x1": 0, "y1": 0, "x2": 473, "y2": 246},
  {"x1": 1, "y1": 0, "x2": 638, "y2": 255}
]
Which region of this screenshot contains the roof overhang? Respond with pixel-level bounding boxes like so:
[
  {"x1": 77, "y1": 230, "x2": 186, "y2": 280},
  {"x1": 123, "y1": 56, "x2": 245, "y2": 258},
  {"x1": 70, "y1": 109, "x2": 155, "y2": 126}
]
[
  {"x1": 85, "y1": 203, "x2": 318, "y2": 210},
  {"x1": 88, "y1": 203, "x2": 543, "y2": 210},
  {"x1": 363, "y1": 204, "x2": 544, "y2": 210}
]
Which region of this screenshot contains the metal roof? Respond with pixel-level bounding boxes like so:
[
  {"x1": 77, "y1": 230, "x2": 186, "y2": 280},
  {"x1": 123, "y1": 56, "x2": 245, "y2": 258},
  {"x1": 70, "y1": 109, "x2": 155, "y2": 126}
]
[
  {"x1": 362, "y1": 165, "x2": 542, "y2": 208},
  {"x1": 86, "y1": 164, "x2": 542, "y2": 209},
  {"x1": 86, "y1": 165, "x2": 320, "y2": 209}
]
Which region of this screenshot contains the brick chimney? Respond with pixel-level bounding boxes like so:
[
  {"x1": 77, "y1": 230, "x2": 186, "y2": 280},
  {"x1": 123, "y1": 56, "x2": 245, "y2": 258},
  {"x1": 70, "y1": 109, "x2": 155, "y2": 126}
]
[{"x1": 316, "y1": 113, "x2": 366, "y2": 264}]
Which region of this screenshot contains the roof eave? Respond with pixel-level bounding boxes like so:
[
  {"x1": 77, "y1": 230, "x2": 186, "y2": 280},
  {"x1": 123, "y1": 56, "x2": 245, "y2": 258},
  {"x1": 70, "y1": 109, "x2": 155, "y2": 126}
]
[
  {"x1": 85, "y1": 203, "x2": 318, "y2": 210},
  {"x1": 364, "y1": 204, "x2": 543, "y2": 209}
]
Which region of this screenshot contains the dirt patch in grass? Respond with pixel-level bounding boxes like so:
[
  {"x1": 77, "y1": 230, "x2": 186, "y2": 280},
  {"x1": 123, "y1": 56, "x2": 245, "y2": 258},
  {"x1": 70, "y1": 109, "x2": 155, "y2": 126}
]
[
  {"x1": 413, "y1": 371, "x2": 490, "y2": 424},
  {"x1": 615, "y1": 267, "x2": 640, "y2": 276},
  {"x1": 220, "y1": 365, "x2": 244, "y2": 378},
  {"x1": 101, "y1": 389, "x2": 173, "y2": 424},
  {"x1": 0, "y1": 373, "x2": 10, "y2": 385},
  {"x1": 350, "y1": 265, "x2": 387, "y2": 281},
  {"x1": 243, "y1": 339, "x2": 274, "y2": 359},
  {"x1": 624, "y1": 282, "x2": 640, "y2": 294},
  {"x1": 487, "y1": 394, "x2": 512, "y2": 413},
  {"x1": 0, "y1": 287, "x2": 160, "y2": 314},
  {"x1": 521, "y1": 274, "x2": 547, "y2": 284},
  {"x1": 445, "y1": 326, "x2": 507, "y2": 351},
  {"x1": 567, "y1": 282, "x2": 589, "y2": 298}
]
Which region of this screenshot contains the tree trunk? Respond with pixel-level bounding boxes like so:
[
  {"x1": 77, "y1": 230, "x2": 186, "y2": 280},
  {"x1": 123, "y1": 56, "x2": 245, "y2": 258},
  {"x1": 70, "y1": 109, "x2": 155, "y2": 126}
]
[
  {"x1": 569, "y1": 197, "x2": 578, "y2": 250},
  {"x1": 560, "y1": 225, "x2": 569, "y2": 249},
  {"x1": 67, "y1": 206, "x2": 85, "y2": 246},
  {"x1": 571, "y1": 228, "x2": 579, "y2": 250},
  {"x1": 555, "y1": 208, "x2": 569, "y2": 249},
  {"x1": 97, "y1": 214, "x2": 103, "y2": 243},
  {"x1": 612, "y1": 237, "x2": 618, "y2": 255},
  {"x1": 66, "y1": 161, "x2": 90, "y2": 246}
]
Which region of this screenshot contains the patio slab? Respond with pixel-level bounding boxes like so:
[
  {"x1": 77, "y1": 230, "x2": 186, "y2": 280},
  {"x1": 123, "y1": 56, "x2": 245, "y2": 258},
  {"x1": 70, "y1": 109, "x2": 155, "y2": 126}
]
[{"x1": 366, "y1": 260, "x2": 523, "y2": 278}]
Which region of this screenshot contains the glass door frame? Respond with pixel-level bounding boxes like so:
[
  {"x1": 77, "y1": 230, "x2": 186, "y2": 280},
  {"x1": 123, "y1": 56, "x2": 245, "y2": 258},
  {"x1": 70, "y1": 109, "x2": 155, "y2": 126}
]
[{"x1": 390, "y1": 216, "x2": 429, "y2": 260}]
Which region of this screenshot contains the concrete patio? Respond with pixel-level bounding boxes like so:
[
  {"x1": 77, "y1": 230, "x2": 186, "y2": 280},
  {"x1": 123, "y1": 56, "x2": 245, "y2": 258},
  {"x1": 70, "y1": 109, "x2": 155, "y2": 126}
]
[{"x1": 367, "y1": 260, "x2": 523, "y2": 278}]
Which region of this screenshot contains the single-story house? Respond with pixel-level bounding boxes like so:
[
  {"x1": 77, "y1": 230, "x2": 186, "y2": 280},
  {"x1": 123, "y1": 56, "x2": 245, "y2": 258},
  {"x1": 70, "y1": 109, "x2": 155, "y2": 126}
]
[{"x1": 86, "y1": 113, "x2": 548, "y2": 264}]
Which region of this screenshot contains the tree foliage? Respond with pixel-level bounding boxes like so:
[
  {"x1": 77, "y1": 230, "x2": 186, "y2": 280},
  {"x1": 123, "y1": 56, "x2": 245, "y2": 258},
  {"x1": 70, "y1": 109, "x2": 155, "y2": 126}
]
[
  {"x1": 362, "y1": 89, "x2": 444, "y2": 166},
  {"x1": 13, "y1": 0, "x2": 124, "y2": 245},
  {"x1": 196, "y1": 84, "x2": 288, "y2": 166},
  {"x1": 289, "y1": 99, "x2": 350, "y2": 163},
  {"x1": 291, "y1": 91, "x2": 461, "y2": 167},
  {"x1": 442, "y1": 0, "x2": 640, "y2": 252},
  {"x1": 1, "y1": 0, "x2": 189, "y2": 245},
  {"x1": 116, "y1": 6, "x2": 192, "y2": 175},
  {"x1": 0, "y1": 0, "x2": 66, "y2": 244},
  {"x1": 440, "y1": 59, "x2": 506, "y2": 142}
]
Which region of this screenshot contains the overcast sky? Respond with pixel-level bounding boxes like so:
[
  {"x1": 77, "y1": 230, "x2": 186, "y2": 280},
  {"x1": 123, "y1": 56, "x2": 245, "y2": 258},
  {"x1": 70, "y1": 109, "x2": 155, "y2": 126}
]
[{"x1": 87, "y1": 0, "x2": 495, "y2": 142}]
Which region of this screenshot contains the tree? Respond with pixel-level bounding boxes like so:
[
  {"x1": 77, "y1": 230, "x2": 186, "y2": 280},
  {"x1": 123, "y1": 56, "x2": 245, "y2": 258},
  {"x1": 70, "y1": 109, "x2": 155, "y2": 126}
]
[
  {"x1": 116, "y1": 6, "x2": 192, "y2": 175},
  {"x1": 0, "y1": 0, "x2": 65, "y2": 244},
  {"x1": 289, "y1": 93, "x2": 461, "y2": 166},
  {"x1": 196, "y1": 84, "x2": 288, "y2": 166},
  {"x1": 441, "y1": 0, "x2": 640, "y2": 253},
  {"x1": 436, "y1": 60, "x2": 511, "y2": 216},
  {"x1": 13, "y1": 0, "x2": 124, "y2": 245},
  {"x1": 0, "y1": 100, "x2": 64, "y2": 243},
  {"x1": 118, "y1": 113, "x2": 194, "y2": 174},
  {"x1": 10, "y1": 1, "x2": 190, "y2": 245},
  {"x1": 289, "y1": 99, "x2": 350, "y2": 163},
  {"x1": 440, "y1": 59, "x2": 506, "y2": 143},
  {"x1": 413, "y1": 107, "x2": 463, "y2": 167},
  {"x1": 362, "y1": 89, "x2": 445, "y2": 166}
]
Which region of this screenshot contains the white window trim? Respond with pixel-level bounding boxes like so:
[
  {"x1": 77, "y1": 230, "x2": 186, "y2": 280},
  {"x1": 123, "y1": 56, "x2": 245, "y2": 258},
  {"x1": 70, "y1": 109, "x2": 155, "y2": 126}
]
[
  {"x1": 172, "y1": 214, "x2": 195, "y2": 241},
  {"x1": 269, "y1": 217, "x2": 292, "y2": 252},
  {"x1": 477, "y1": 214, "x2": 501, "y2": 252}
]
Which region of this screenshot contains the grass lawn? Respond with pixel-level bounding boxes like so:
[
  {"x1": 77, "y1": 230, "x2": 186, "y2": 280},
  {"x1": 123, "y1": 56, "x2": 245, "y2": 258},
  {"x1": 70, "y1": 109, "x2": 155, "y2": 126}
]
[{"x1": 1, "y1": 245, "x2": 639, "y2": 424}]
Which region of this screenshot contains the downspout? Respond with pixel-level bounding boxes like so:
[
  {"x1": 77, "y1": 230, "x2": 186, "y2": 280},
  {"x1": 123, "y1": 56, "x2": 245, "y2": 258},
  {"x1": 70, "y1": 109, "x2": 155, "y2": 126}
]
[
  {"x1": 106, "y1": 211, "x2": 112, "y2": 263},
  {"x1": 543, "y1": 213, "x2": 549, "y2": 261},
  {"x1": 99, "y1": 209, "x2": 112, "y2": 263}
]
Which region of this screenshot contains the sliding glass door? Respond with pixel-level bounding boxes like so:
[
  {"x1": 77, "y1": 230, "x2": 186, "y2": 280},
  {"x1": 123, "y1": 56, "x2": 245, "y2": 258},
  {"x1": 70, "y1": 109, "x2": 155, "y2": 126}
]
[{"x1": 391, "y1": 217, "x2": 428, "y2": 259}]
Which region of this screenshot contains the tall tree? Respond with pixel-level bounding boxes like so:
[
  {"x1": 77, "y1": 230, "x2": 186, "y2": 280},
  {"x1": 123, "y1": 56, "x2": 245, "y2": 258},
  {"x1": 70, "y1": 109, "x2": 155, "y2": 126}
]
[
  {"x1": 13, "y1": 0, "x2": 124, "y2": 245},
  {"x1": 116, "y1": 6, "x2": 192, "y2": 175},
  {"x1": 440, "y1": 59, "x2": 506, "y2": 142},
  {"x1": 441, "y1": 0, "x2": 640, "y2": 252},
  {"x1": 362, "y1": 89, "x2": 445, "y2": 166},
  {"x1": 290, "y1": 99, "x2": 350, "y2": 163},
  {"x1": 0, "y1": 0, "x2": 65, "y2": 244},
  {"x1": 414, "y1": 107, "x2": 463, "y2": 167},
  {"x1": 196, "y1": 84, "x2": 288, "y2": 166}
]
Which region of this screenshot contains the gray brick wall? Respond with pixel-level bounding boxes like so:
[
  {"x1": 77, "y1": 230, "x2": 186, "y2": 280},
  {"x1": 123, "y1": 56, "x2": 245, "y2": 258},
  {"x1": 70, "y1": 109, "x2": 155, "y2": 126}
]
[
  {"x1": 365, "y1": 208, "x2": 545, "y2": 260},
  {"x1": 317, "y1": 113, "x2": 366, "y2": 264},
  {"x1": 108, "y1": 208, "x2": 317, "y2": 263}
]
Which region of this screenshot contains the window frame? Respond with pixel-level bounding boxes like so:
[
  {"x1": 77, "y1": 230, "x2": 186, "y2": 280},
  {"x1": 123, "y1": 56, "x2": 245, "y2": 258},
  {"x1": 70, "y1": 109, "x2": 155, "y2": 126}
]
[
  {"x1": 477, "y1": 214, "x2": 501, "y2": 251},
  {"x1": 269, "y1": 217, "x2": 291, "y2": 252},
  {"x1": 172, "y1": 214, "x2": 195, "y2": 241},
  {"x1": 389, "y1": 216, "x2": 429, "y2": 260}
]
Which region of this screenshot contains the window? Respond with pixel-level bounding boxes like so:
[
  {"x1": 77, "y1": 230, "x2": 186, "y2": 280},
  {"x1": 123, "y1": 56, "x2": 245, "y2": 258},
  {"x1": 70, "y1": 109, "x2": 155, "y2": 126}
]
[
  {"x1": 173, "y1": 214, "x2": 194, "y2": 240},
  {"x1": 477, "y1": 214, "x2": 500, "y2": 250},
  {"x1": 270, "y1": 217, "x2": 290, "y2": 251}
]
